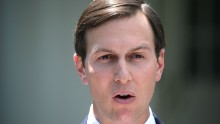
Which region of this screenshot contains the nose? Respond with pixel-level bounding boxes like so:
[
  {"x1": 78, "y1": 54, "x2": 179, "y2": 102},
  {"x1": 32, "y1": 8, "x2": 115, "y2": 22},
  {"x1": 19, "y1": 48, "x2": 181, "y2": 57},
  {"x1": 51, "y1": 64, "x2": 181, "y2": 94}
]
[{"x1": 113, "y1": 60, "x2": 132, "y2": 84}]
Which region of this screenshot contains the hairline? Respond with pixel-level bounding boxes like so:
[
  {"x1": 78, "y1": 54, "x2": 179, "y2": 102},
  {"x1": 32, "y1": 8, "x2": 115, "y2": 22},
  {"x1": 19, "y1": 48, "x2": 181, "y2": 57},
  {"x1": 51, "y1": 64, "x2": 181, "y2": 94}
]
[{"x1": 83, "y1": 9, "x2": 156, "y2": 56}]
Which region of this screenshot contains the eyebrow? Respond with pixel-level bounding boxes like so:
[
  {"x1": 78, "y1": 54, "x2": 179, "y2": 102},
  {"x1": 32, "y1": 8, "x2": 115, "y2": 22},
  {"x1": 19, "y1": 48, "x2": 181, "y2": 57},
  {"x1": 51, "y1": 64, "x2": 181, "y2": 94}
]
[
  {"x1": 92, "y1": 47, "x2": 115, "y2": 54},
  {"x1": 129, "y1": 43, "x2": 152, "y2": 52},
  {"x1": 92, "y1": 43, "x2": 152, "y2": 54}
]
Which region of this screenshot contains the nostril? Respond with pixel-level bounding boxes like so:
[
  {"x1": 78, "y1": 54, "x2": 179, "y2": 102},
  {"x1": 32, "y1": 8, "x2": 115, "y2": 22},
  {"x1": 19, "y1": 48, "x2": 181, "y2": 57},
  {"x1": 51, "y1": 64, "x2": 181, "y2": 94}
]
[
  {"x1": 113, "y1": 69, "x2": 132, "y2": 84},
  {"x1": 114, "y1": 75, "x2": 132, "y2": 84}
]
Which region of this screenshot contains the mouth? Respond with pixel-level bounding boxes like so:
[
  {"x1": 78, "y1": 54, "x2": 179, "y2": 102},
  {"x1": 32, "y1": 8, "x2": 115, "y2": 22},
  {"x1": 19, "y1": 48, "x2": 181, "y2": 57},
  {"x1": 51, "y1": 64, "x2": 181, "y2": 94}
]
[
  {"x1": 113, "y1": 92, "x2": 135, "y2": 104},
  {"x1": 116, "y1": 94, "x2": 133, "y2": 99}
]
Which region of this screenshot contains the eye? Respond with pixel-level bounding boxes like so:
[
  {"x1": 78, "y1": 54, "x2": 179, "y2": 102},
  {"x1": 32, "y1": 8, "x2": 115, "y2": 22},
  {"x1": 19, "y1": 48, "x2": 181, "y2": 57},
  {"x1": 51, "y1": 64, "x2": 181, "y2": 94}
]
[
  {"x1": 98, "y1": 54, "x2": 114, "y2": 63},
  {"x1": 129, "y1": 53, "x2": 145, "y2": 60}
]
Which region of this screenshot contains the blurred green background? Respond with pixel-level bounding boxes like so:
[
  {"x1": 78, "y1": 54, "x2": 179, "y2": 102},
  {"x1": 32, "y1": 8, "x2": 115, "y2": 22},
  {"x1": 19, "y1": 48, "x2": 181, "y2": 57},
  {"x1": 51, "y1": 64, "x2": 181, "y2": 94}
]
[{"x1": 1, "y1": 0, "x2": 220, "y2": 124}]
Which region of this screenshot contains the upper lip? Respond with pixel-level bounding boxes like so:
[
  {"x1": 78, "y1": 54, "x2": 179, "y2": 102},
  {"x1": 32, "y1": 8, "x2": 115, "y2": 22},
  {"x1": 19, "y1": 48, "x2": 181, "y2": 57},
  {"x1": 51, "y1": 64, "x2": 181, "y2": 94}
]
[{"x1": 112, "y1": 91, "x2": 135, "y2": 98}]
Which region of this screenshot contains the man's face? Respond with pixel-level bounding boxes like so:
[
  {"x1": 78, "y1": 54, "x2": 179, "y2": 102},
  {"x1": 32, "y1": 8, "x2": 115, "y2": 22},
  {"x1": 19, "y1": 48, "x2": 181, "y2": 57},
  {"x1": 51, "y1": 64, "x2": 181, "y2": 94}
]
[{"x1": 74, "y1": 11, "x2": 165, "y2": 124}]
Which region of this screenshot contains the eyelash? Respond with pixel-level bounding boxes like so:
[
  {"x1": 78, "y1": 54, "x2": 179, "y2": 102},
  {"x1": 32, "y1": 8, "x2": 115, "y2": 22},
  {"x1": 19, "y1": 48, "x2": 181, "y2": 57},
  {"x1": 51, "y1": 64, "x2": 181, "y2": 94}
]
[
  {"x1": 129, "y1": 53, "x2": 145, "y2": 59},
  {"x1": 98, "y1": 54, "x2": 115, "y2": 62},
  {"x1": 97, "y1": 53, "x2": 145, "y2": 63}
]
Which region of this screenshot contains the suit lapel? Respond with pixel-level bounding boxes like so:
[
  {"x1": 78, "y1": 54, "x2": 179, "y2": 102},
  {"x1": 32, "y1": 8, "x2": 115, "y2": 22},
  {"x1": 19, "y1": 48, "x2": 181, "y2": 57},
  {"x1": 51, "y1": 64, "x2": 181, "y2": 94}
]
[{"x1": 153, "y1": 113, "x2": 164, "y2": 124}]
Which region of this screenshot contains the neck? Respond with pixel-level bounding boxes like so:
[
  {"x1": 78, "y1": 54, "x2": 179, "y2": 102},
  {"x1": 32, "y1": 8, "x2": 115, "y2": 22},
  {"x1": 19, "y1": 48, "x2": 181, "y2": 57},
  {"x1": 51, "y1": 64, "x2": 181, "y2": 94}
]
[{"x1": 93, "y1": 105, "x2": 150, "y2": 124}]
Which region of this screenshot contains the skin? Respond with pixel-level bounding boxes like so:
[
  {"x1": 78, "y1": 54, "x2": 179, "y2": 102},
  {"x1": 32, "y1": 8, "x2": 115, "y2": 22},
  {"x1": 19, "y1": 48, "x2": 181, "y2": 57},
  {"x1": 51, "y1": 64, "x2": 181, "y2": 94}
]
[{"x1": 74, "y1": 11, "x2": 165, "y2": 124}]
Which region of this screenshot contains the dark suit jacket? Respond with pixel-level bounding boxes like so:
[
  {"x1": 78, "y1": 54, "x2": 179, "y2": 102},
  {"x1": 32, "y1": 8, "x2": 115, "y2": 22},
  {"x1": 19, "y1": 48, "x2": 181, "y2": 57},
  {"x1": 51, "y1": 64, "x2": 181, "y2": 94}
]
[{"x1": 81, "y1": 113, "x2": 163, "y2": 124}]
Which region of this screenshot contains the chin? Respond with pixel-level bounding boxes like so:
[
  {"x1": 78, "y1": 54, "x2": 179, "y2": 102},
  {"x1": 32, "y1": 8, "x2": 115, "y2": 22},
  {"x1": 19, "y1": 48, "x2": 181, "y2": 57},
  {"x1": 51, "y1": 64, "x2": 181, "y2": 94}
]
[{"x1": 114, "y1": 110, "x2": 136, "y2": 124}]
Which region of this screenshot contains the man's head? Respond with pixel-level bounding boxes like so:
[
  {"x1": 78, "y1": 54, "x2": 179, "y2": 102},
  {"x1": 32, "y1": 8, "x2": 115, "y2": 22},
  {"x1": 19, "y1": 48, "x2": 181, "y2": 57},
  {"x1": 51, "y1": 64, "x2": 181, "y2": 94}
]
[
  {"x1": 74, "y1": 0, "x2": 165, "y2": 123},
  {"x1": 74, "y1": 0, "x2": 165, "y2": 65}
]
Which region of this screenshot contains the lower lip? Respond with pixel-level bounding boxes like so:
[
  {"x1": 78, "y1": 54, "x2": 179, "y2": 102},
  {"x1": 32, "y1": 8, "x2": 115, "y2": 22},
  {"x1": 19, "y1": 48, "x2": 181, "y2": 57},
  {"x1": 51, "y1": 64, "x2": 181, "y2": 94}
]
[{"x1": 113, "y1": 97, "x2": 135, "y2": 104}]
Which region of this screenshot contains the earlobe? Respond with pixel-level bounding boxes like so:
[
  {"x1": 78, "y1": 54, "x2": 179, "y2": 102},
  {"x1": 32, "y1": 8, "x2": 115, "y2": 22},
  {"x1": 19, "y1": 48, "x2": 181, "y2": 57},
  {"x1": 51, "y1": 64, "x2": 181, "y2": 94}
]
[
  {"x1": 156, "y1": 49, "x2": 165, "y2": 82},
  {"x1": 73, "y1": 53, "x2": 88, "y2": 85}
]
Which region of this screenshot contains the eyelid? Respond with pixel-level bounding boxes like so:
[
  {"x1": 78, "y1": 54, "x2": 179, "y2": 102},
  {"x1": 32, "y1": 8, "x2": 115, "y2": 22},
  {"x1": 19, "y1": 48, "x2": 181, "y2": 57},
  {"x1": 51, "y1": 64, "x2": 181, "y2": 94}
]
[
  {"x1": 98, "y1": 54, "x2": 112, "y2": 59},
  {"x1": 97, "y1": 54, "x2": 115, "y2": 62},
  {"x1": 131, "y1": 52, "x2": 144, "y2": 56},
  {"x1": 129, "y1": 52, "x2": 145, "y2": 59}
]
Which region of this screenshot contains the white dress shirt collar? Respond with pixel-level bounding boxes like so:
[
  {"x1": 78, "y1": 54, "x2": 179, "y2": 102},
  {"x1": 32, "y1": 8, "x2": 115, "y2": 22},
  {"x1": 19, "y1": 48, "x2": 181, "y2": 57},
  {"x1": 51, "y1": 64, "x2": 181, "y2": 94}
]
[
  {"x1": 87, "y1": 104, "x2": 156, "y2": 124},
  {"x1": 87, "y1": 104, "x2": 99, "y2": 124}
]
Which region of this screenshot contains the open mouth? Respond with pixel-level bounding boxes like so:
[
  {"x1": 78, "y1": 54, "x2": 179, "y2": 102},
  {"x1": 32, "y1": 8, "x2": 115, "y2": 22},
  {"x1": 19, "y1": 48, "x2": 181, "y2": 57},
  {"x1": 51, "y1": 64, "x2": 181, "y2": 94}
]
[
  {"x1": 113, "y1": 93, "x2": 135, "y2": 104},
  {"x1": 116, "y1": 94, "x2": 133, "y2": 99}
]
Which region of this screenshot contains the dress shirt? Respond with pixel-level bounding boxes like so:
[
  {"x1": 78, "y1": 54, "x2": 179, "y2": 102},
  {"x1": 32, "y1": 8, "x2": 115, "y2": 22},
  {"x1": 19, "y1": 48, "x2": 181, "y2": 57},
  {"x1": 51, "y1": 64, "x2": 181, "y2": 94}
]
[{"x1": 87, "y1": 104, "x2": 156, "y2": 124}]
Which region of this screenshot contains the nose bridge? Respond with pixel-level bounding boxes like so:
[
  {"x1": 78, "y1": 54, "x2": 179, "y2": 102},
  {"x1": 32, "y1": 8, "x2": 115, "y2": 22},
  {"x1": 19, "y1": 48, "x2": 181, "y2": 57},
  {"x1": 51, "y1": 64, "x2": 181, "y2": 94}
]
[{"x1": 114, "y1": 58, "x2": 132, "y2": 84}]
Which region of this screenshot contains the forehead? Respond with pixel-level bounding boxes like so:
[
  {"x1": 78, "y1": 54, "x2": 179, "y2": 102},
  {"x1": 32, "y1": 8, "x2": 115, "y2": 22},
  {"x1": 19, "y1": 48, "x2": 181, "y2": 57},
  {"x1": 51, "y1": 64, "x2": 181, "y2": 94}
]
[{"x1": 85, "y1": 11, "x2": 154, "y2": 53}]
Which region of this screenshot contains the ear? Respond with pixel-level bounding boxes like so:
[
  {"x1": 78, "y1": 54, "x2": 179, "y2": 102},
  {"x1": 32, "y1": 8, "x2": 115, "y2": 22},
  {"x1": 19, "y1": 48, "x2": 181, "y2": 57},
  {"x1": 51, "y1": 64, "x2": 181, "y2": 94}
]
[
  {"x1": 156, "y1": 49, "x2": 165, "y2": 82},
  {"x1": 73, "y1": 53, "x2": 88, "y2": 85}
]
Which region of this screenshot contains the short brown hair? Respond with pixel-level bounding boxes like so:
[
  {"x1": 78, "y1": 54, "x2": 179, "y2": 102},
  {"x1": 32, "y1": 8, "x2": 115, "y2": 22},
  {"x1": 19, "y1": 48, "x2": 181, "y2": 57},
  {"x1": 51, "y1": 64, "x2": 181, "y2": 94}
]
[{"x1": 74, "y1": 0, "x2": 165, "y2": 65}]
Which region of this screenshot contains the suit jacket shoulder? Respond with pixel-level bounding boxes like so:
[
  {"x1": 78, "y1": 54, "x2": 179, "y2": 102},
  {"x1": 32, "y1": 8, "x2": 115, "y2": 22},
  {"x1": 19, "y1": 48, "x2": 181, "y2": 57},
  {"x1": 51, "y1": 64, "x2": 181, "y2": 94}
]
[
  {"x1": 153, "y1": 113, "x2": 164, "y2": 124},
  {"x1": 80, "y1": 116, "x2": 88, "y2": 124}
]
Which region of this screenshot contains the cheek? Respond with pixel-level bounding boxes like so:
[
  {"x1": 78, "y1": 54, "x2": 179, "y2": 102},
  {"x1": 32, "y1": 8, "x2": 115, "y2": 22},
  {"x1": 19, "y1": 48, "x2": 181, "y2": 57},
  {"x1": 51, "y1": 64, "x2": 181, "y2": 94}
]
[
  {"x1": 87, "y1": 63, "x2": 114, "y2": 83},
  {"x1": 135, "y1": 63, "x2": 157, "y2": 96},
  {"x1": 86, "y1": 66, "x2": 113, "y2": 98},
  {"x1": 135, "y1": 62, "x2": 158, "y2": 82},
  {"x1": 136, "y1": 71, "x2": 156, "y2": 107},
  {"x1": 86, "y1": 65, "x2": 113, "y2": 85},
  {"x1": 87, "y1": 71, "x2": 113, "y2": 111},
  {"x1": 137, "y1": 68, "x2": 156, "y2": 91}
]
